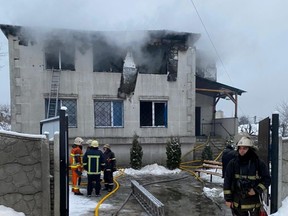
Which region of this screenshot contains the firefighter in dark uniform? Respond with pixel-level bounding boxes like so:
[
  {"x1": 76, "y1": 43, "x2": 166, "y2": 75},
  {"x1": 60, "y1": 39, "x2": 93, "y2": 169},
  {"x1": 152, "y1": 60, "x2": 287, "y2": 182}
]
[
  {"x1": 222, "y1": 143, "x2": 236, "y2": 178},
  {"x1": 83, "y1": 140, "x2": 105, "y2": 197},
  {"x1": 224, "y1": 136, "x2": 271, "y2": 216},
  {"x1": 103, "y1": 144, "x2": 117, "y2": 192}
]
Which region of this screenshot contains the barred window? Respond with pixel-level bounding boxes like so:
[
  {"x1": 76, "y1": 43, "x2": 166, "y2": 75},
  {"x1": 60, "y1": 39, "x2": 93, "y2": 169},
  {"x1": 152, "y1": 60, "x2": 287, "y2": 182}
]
[
  {"x1": 94, "y1": 100, "x2": 123, "y2": 127},
  {"x1": 45, "y1": 99, "x2": 77, "y2": 127},
  {"x1": 140, "y1": 101, "x2": 167, "y2": 127}
]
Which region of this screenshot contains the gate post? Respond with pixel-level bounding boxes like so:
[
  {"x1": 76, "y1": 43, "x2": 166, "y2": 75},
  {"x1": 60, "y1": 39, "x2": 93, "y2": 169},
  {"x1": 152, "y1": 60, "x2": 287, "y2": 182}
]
[
  {"x1": 270, "y1": 112, "x2": 279, "y2": 214},
  {"x1": 60, "y1": 108, "x2": 69, "y2": 216}
]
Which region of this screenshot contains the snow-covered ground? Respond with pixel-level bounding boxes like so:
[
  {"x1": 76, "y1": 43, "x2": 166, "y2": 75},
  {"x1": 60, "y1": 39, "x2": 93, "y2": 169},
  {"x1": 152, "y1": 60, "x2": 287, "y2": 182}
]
[{"x1": 1, "y1": 164, "x2": 287, "y2": 215}]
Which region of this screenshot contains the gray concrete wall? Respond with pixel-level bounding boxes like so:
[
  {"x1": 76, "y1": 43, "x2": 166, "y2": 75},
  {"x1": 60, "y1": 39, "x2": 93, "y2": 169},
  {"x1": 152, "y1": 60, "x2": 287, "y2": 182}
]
[
  {"x1": 280, "y1": 137, "x2": 288, "y2": 206},
  {"x1": 0, "y1": 130, "x2": 50, "y2": 216},
  {"x1": 69, "y1": 136, "x2": 196, "y2": 167},
  {"x1": 214, "y1": 117, "x2": 238, "y2": 139},
  {"x1": 8, "y1": 33, "x2": 198, "y2": 165},
  {"x1": 195, "y1": 93, "x2": 214, "y2": 136},
  {"x1": 9, "y1": 36, "x2": 197, "y2": 141}
]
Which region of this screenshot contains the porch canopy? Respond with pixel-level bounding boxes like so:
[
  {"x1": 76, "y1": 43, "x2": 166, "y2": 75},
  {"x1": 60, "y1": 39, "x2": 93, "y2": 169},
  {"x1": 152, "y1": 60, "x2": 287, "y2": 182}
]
[{"x1": 196, "y1": 76, "x2": 246, "y2": 118}]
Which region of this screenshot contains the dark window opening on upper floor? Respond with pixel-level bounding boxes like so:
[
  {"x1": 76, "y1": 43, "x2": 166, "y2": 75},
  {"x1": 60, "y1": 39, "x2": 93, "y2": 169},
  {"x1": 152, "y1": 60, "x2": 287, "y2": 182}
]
[
  {"x1": 134, "y1": 44, "x2": 168, "y2": 75},
  {"x1": 92, "y1": 37, "x2": 178, "y2": 77},
  {"x1": 93, "y1": 39, "x2": 125, "y2": 72},
  {"x1": 45, "y1": 41, "x2": 75, "y2": 71}
]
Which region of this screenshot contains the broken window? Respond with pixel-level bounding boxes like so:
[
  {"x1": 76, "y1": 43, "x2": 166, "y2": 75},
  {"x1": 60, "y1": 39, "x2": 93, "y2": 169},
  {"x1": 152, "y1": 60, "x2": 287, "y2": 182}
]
[
  {"x1": 45, "y1": 99, "x2": 77, "y2": 127},
  {"x1": 93, "y1": 39, "x2": 125, "y2": 72},
  {"x1": 135, "y1": 44, "x2": 168, "y2": 74},
  {"x1": 140, "y1": 101, "x2": 167, "y2": 127},
  {"x1": 94, "y1": 100, "x2": 123, "y2": 127},
  {"x1": 45, "y1": 41, "x2": 75, "y2": 70}
]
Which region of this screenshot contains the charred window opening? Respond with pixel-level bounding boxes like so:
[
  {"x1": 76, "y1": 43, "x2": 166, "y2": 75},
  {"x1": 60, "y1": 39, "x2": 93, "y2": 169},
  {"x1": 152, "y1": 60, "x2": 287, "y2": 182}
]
[
  {"x1": 167, "y1": 46, "x2": 178, "y2": 81},
  {"x1": 45, "y1": 41, "x2": 75, "y2": 70},
  {"x1": 93, "y1": 39, "x2": 125, "y2": 72},
  {"x1": 140, "y1": 101, "x2": 167, "y2": 127},
  {"x1": 135, "y1": 44, "x2": 168, "y2": 75},
  {"x1": 133, "y1": 42, "x2": 178, "y2": 81}
]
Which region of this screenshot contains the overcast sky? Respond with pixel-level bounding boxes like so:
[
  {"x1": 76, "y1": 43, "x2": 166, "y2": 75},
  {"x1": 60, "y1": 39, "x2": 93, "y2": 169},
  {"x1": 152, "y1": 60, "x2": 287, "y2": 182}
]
[{"x1": 0, "y1": 0, "x2": 287, "y2": 121}]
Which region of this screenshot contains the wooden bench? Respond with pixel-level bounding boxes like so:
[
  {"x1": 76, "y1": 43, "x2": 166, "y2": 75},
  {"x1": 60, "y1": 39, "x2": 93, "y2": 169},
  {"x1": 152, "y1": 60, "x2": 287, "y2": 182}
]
[{"x1": 194, "y1": 160, "x2": 223, "y2": 182}]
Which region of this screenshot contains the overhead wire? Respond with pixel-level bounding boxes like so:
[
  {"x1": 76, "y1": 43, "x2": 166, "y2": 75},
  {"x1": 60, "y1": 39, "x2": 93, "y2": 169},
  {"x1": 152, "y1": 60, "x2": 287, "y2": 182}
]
[
  {"x1": 188, "y1": 0, "x2": 233, "y2": 84},
  {"x1": 189, "y1": 0, "x2": 249, "y2": 116}
]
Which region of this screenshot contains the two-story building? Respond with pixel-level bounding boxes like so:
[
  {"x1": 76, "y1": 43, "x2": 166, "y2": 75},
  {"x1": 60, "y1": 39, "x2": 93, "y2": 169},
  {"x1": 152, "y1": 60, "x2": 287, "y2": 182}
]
[{"x1": 0, "y1": 24, "x2": 245, "y2": 165}]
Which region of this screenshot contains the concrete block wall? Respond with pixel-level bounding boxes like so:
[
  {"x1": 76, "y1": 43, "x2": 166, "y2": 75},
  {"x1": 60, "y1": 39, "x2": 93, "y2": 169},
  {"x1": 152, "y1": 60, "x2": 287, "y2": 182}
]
[
  {"x1": 0, "y1": 131, "x2": 50, "y2": 216},
  {"x1": 281, "y1": 137, "x2": 288, "y2": 204}
]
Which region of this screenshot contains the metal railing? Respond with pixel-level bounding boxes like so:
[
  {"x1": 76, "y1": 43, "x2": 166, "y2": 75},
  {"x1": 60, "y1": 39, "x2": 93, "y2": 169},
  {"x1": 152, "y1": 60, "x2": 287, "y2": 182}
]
[{"x1": 131, "y1": 180, "x2": 165, "y2": 216}]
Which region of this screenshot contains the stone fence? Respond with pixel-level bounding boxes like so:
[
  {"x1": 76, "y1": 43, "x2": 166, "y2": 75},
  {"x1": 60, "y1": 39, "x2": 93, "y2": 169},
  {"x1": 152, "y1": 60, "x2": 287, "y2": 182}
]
[
  {"x1": 0, "y1": 130, "x2": 50, "y2": 216},
  {"x1": 280, "y1": 137, "x2": 288, "y2": 206}
]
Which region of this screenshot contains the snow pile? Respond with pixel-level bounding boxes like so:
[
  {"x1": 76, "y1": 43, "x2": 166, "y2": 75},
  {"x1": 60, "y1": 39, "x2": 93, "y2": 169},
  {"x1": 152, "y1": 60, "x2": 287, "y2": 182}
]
[
  {"x1": 124, "y1": 163, "x2": 181, "y2": 175},
  {"x1": 203, "y1": 187, "x2": 224, "y2": 198},
  {"x1": 0, "y1": 205, "x2": 25, "y2": 216},
  {"x1": 271, "y1": 196, "x2": 288, "y2": 216}
]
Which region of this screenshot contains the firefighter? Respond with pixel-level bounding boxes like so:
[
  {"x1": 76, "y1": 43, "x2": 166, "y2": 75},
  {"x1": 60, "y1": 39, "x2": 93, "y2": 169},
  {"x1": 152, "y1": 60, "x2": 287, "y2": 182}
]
[
  {"x1": 222, "y1": 143, "x2": 236, "y2": 178},
  {"x1": 224, "y1": 136, "x2": 271, "y2": 216},
  {"x1": 103, "y1": 144, "x2": 117, "y2": 192},
  {"x1": 83, "y1": 140, "x2": 105, "y2": 197},
  {"x1": 78, "y1": 139, "x2": 93, "y2": 187},
  {"x1": 70, "y1": 137, "x2": 84, "y2": 195}
]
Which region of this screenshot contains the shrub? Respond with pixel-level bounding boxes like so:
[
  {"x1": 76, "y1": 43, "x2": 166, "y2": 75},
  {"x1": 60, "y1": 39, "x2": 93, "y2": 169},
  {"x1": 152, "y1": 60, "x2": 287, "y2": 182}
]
[
  {"x1": 201, "y1": 145, "x2": 213, "y2": 160},
  {"x1": 130, "y1": 133, "x2": 143, "y2": 170},
  {"x1": 166, "y1": 137, "x2": 181, "y2": 170}
]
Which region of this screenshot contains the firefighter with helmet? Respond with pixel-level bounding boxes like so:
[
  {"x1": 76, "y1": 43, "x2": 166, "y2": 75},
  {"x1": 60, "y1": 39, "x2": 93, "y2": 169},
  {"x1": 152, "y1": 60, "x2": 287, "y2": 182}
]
[
  {"x1": 224, "y1": 136, "x2": 271, "y2": 216},
  {"x1": 70, "y1": 137, "x2": 84, "y2": 195},
  {"x1": 103, "y1": 143, "x2": 117, "y2": 192}
]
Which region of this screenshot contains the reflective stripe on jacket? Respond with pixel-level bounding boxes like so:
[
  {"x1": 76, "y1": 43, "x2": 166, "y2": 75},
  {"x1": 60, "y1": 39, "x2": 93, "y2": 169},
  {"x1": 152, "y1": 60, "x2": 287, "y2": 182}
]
[
  {"x1": 83, "y1": 147, "x2": 105, "y2": 175},
  {"x1": 70, "y1": 146, "x2": 83, "y2": 169},
  {"x1": 223, "y1": 150, "x2": 271, "y2": 211}
]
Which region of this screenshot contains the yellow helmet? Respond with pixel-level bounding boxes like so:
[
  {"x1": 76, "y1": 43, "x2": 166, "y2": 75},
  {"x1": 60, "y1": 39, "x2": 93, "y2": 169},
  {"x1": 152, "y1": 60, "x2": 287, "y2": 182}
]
[{"x1": 91, "y1": 140, "x2": 99, "y2": 148}]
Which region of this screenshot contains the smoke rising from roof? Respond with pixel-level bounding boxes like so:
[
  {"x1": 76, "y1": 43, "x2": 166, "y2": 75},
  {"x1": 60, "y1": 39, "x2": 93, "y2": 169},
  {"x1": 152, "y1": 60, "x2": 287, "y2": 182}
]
[{"x1": 1, "y1": 0, "x2": 288, "y2": 118}]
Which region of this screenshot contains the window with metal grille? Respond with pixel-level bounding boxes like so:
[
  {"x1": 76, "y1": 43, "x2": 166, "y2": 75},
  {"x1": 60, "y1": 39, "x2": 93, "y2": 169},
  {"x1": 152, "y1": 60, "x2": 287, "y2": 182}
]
[
  {"x1": 94, "y1": 100, "x2": 123, "y2": 127},
  {"x1": 45, "y1": 99, "x2": 77, "y2": 127},
  {"x1": 140, "y1": 101, "x2": 167, "y2": 127}
]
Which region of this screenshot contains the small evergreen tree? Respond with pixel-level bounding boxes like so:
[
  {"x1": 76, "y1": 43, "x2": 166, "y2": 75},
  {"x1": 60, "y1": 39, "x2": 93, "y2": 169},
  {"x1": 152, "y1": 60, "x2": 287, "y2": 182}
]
[
  {"x1": 166, "y1": 137, "x2": 181, "y2": 170},
  {"x1": 130, "y1": 133, "x2": 143, "y2": 170},
  {"x1": 201, "y1": 145, "x2": 213, "y2": 160}
]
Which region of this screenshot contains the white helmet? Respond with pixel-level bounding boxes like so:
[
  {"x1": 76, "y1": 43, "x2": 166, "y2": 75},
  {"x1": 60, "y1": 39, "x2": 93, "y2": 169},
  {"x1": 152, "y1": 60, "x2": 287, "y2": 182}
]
[
  {"x1": 91, "y1": 140, "x2": 99, "y2": 148},
  {"x1": 74, "y1": 137, "x2": 84, "y2": 145},
  {"x1": 86, "y1": 139, "x2": 93, "y2": 145},
  {"x1": 237, "y1": 136, "x2": 254, "y2": 147}
]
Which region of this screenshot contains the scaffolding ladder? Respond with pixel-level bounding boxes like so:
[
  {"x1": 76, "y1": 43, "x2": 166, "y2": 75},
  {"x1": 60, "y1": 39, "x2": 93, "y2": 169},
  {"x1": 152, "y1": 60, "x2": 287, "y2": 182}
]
[{"x1": 47, "y1": 69, "x2": 61, "y2": 118}]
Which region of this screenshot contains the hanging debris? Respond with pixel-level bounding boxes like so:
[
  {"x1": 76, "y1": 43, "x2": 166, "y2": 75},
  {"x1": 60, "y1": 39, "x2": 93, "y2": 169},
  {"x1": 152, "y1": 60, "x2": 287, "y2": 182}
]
[{"x1": 118, "y1": 51, "x2": 138, "y2": 99}]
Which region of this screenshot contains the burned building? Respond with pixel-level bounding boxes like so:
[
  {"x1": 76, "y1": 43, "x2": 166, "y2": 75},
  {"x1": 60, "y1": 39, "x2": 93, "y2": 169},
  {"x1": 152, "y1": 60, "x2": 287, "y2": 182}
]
[{"x1": 0, "y1": 24, "x2": 245, "y2": 165}]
